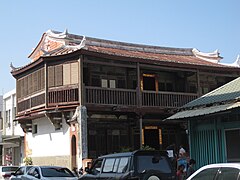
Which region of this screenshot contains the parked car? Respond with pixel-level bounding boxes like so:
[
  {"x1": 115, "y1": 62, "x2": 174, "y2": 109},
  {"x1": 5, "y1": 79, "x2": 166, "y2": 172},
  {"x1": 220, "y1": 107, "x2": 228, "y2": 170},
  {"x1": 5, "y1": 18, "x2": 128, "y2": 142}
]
[
  {"x1": 187, "y1": 163, "x2": 240, "y2": 180},
  {"x1": 21, "y1": 166, "x2": 78, "y2": 180},
  {"x1": 10, "y1": 166, "x2": 33, "y2": 180},
  {"x1": 79, "y1": 150, "x2": 176, "y2": 180},
  {"x1": 0, "y1": 166, "x2": 19, "y2": 180}
]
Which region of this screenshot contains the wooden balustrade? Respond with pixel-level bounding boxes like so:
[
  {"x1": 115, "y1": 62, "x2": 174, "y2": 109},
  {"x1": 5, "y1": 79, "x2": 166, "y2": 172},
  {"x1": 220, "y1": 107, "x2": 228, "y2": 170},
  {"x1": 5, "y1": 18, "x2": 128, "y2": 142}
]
[
  {"x1": 142, "y1": 91, "x2": 198, "y2": 108},
  {"x1": 48, "y1": 87, "x2": 79, "y2": 105},
  {"x1": 85, "y1": 87, "x2": 198, "y2": 108},
  {"x1": 17, "y1": 86, "x2": 198, "y2": 113},
  {"x1": 85, "y1": 86, "x2": 137, "y2": 106}
]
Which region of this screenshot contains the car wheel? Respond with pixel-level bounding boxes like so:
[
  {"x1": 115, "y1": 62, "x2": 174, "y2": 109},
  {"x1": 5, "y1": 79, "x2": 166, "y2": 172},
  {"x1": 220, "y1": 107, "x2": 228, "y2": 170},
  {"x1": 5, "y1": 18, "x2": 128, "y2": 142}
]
[{"x1": 143, "y1": 175, "x2": 160, "y2": 180}]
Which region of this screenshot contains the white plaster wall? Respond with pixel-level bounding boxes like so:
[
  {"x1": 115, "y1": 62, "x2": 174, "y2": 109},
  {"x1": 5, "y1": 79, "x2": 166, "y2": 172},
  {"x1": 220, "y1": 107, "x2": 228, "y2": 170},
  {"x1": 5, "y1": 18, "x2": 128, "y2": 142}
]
[
  {"x1": 3, "y1": 89, "x2": 24, "y2": 136},
  {"x1": 26, "y1": 117, "x2": 71, "y2": 157}
]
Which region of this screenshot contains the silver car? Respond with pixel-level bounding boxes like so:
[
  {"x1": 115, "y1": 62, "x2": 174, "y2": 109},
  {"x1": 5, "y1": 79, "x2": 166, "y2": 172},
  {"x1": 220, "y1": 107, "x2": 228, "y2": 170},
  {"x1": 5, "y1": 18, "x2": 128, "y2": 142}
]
[
  {"x1": 10, "y1": 166, "x2": 33, "y2": 180},
  {"x1": 21, "y1": 166, "x2": 78, "y2": 180},
  {"x1": 0, "y1": 166, "x2": 19, "y2": 180},
  {"x1": 187, "y1": 163, "x2": 240, "y2": 180}
]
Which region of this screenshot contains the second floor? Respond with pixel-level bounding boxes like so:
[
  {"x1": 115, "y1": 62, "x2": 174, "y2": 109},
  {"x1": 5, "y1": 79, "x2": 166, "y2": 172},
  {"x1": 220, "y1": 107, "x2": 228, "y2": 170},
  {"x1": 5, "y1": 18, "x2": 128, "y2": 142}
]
[{"x1": 11, "y1": 30, "x2": 240, "y2": 118}]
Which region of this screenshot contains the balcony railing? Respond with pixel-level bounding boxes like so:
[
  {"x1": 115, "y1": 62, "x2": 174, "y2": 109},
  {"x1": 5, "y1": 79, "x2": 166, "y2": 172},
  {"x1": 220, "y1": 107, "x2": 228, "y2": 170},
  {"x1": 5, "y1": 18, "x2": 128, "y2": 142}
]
[
  {"x1": 48, "y1": 86, "x2": 79, "y2": 106},
  {"x1": 85, "y1": 86, "x2": 137, "y2": 106},
  {"x1": 85, "y1": 86, "x2": 198, "y2": 108},
  {"x1": 142, "y1": 90, "x2": 198, "y2": 108},
  {"x1": 17, "y1": 92, "x2": 45, "y2": 113},
  {"x1": 17, "y1": 86, "x2": 198, "y2": 113}
]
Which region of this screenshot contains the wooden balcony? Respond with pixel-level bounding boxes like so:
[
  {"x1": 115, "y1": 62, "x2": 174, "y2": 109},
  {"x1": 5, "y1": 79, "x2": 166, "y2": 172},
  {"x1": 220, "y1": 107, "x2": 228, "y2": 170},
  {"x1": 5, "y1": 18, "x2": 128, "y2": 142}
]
[
  {"x1": 85, "y1": 86, "x2": 137, "y2": 106},
  {"x1": 48, "y1": 86, "x2": 79, "y2": 106},
  {"x1": 142, "y1": 90, "x2": 198, "y2": 108},
  {"x1": 17, "y1": 91, "x2": 45, "y2": 113},
  {"x1": 85, "y1": 86, "x2": 198, "y2": 109},
  {"x1": 17, "y1": 86, "x2": 198, "y2": 114}
]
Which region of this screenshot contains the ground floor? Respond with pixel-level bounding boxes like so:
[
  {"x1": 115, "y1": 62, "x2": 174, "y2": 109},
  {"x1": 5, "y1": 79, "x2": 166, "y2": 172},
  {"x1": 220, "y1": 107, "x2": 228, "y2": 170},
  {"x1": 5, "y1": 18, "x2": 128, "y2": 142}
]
[
  {"x1": 22, "y1": 106, "x2": 188, "y2": 170},
  {"x1": 86, "y1": 113, "x2": 188, "y2": 159}
]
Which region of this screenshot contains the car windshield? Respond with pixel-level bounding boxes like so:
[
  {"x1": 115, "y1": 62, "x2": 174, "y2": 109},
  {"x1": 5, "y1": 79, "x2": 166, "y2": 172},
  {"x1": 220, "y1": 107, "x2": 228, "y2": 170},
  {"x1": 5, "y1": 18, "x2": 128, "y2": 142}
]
[
  {"x1": 136, "y1": 155, "x2": 172, "y2": 173},
  {"x1": 41, "y1": 167, "x2": 74, "y2": 177},
  {"x1": 2, "y1": 166, "x2": 18, "y2": 172}
]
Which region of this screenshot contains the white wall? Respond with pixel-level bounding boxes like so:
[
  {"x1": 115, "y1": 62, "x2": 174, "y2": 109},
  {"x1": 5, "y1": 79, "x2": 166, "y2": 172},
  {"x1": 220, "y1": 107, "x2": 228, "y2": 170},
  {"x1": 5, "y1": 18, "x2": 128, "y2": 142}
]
[
  {"x1": 3, "y1": 89, "x2": 24, "y2": 136},
  {"x1": 26, "y1": 117, "x2": 71, "y2": 157}
]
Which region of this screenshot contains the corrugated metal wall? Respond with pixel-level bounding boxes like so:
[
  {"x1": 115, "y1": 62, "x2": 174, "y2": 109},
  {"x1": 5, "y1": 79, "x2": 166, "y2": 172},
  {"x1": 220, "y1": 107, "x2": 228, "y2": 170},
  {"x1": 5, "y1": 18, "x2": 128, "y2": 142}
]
[{"x1": 189, "y1": 119, "x2": 226, "y2": 169}]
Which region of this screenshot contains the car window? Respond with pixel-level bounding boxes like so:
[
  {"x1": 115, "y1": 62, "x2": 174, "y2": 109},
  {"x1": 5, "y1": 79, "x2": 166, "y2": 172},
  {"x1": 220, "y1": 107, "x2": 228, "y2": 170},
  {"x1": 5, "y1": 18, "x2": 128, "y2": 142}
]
[
  {"x1": 136, "y1": 155, "x2": 171, "y2": 173},
  {"x1": 91, "y1": 159, "x2": 103, "y2": 175},
  {"x1": 28, "y1": 168, "x2": 40, "y2": 179},
  {"x1": 41, "y1": 167, "x2": 74, "y2": 177},
  {"x1": 27, "y1": 167, "x2": 35, "y2": 175},
  {"x1": 2, "y1": 166, "x2": 18, "y2": 172},
  {"x1": 217, "y1": 167, "x2": 240, "y2": 180},
  {"x1": 15, "y1": 167, "x2": 24, "y2": 175},
  {"x1": 103, "y1": 158, "x2": 116, "y2": 173},
  {"x1": 191, "y1": 168, "x2": 219, "y2": 180},
  {"x1": 117, "y1": 157, "x2": 129, "y2": 173},
  {"x1": 113, "y1": 158, "x2": 120, "y2": 173}
]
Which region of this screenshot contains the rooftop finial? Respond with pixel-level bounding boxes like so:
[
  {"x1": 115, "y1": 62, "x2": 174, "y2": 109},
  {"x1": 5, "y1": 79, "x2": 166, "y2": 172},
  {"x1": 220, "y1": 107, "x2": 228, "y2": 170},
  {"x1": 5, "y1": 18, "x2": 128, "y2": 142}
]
[{"x1": 10, "y1": 62, "x2": 16, "y2": 71}]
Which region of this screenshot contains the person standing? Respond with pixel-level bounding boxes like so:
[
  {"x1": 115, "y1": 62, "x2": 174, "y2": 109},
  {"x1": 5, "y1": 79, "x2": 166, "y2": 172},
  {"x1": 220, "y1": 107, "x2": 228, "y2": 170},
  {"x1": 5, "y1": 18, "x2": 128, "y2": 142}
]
[
  {"x1": 176, "y1": 164, "x2": 185, "y2": 180},
  {"x1": 187, "y1": 159, "x2": 196, "y2": 178}
]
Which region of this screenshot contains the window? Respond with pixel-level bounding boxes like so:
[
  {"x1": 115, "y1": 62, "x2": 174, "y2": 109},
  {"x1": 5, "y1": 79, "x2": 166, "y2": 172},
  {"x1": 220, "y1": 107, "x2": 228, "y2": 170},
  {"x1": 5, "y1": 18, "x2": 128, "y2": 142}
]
[
  {"x1": 217, "y1": 167, "x2": 240, "y2": 180},
  {"x1": 33, "y1": 124, "x2": 38, "y2": 134},
  {"x1": 109, "y1": 80, "x2": 116, "y2": 88},
  {"x1": 192, "y1": 168, "x2": 219, "y2": 180},
  {"x1": 137, "y1": 155, "x2": 171, "y2": 174},
  {"x1": 91, "y1": 159, "x2": 103, "y2": 175},
  {"x1": 103, "y1": 158, "x2": 115, "y2": 173},
  {"x1": 117, "y1": 157, "x2": 129, "y2": 173},
  {"x1": 101, "y1": 79, "x2": 108, "y2": 88}
]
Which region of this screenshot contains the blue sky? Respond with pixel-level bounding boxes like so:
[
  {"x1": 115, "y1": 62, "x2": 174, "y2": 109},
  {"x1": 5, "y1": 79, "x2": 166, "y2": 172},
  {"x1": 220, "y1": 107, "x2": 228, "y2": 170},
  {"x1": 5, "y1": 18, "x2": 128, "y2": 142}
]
[{"x1": 0, "y1": 0, "x2": 240, "y2": 94}]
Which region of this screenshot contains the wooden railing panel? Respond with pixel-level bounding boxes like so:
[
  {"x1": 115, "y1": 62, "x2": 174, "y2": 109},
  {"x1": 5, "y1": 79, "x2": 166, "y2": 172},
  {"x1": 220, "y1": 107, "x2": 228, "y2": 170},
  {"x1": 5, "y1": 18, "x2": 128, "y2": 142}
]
[
  {"x1": 85, "y1": 86, "x2": 137, "y2": 106},
  {"x1": 48, "y1": 88, "x2": 79, "y2": 105},
  {"x1": 17, "y1": 92, "x2": 45, "y2": 113},
  {"x1": 142, "y1": 91, "x2": 198, "y2": 108}
]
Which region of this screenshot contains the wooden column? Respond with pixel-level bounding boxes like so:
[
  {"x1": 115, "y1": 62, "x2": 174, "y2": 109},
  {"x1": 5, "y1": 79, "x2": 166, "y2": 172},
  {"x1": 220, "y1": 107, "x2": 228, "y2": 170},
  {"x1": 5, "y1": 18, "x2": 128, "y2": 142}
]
[{"x1": 44, "y1": 60, "x2": 48, "y2": 108}]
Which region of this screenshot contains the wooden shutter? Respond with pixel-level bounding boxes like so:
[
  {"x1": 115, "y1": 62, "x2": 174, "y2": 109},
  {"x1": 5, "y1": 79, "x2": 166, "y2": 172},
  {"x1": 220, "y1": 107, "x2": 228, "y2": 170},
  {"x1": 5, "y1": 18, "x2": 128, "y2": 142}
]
[
  {"x1": 55, "y1": 65, "x2": 63, "y2": 86},
  {"x1": 71, "y1": 62, "x2": 78, "y2": 84},
  {"x1": 48, "y1": 66, "x2": 55, "y2": 87},
  {"x1": 63, "y1": 63, "x2": 71, "y2": 85}
]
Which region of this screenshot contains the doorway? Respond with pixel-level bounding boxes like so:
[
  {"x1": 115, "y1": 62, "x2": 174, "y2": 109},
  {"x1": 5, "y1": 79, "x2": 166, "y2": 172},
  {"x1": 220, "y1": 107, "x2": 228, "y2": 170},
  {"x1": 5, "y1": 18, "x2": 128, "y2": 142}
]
[
  {"x1": 225, "y1": 129, "x2": 240, "y2": 162},
  {"x1": 143, "y1": 126, "x2": 161, "y2": 150},
  {"x1": 142, "y1": 74, "x2": 157, "y2": 91},
  {"x1": 71, "y1": 135, "x2": 77, "y2": 169}
]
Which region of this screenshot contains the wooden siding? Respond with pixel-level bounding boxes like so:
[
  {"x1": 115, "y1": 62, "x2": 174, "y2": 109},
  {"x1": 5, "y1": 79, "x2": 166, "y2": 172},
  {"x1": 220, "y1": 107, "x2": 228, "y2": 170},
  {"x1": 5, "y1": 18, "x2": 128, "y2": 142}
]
[
  {"x1": 48, "y1": 86, "x2": 79, "y2": 106},
  {"x1": 17, "y1": 92, "x2": 45, "y2": 112},
  {"x1": 17, "y1": 68, "x2": 45, "y2": 100}
]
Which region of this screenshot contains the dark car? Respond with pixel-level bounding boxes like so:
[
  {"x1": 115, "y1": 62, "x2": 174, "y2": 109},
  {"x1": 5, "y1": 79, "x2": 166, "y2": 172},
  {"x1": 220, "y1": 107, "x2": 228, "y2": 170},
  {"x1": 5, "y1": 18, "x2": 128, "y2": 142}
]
[{"x1": 79, "y1": 150, "x2": 176, "y2": 180}]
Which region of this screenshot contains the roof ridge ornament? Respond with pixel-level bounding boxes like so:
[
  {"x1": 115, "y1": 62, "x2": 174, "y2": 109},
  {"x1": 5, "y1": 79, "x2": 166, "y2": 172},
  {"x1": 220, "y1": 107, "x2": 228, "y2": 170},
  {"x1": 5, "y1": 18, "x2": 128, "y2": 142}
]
[
  {"x1": 233, "y1": 55, "x2": 240, "y2": 67},
  {"x1": 46, "y1": 29, "x2": 69, "y2": 39},
  {"x1": 65, "y1": 36, "x2": 86, "y2": 50},
  {"x1": 10, "y1": 62, "x2": 17, "y2": 71},
  {"x1": 192, "y1": 48, "x2": 222, "y2": 63}
]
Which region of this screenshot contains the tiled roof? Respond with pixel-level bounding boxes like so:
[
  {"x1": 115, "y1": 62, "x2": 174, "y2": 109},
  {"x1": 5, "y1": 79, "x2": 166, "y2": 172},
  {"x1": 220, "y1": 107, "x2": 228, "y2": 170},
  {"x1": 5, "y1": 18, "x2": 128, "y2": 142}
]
[
  {"x1": 85, "y1": 46, "x2": 226, "y2": 67},
  {"x1": 11, "y1": 30, "x2": 239, "y2": 73},
  {"x1": 183, "y1": 77, "x2": 240, "y2": 108}
]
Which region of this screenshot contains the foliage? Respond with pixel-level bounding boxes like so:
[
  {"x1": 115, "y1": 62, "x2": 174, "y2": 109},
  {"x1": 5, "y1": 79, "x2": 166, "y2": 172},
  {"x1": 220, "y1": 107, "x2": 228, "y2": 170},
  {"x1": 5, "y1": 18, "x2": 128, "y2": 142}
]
[
  {"x1": 23, "y1": 157, "x2": 33, "y2": 165},
  {"x1": 141, "y1": 145, "x2": 155, "y2": 150},
  {"x1": 120, "y1": 147, "x2": 132, "y2": 152}
]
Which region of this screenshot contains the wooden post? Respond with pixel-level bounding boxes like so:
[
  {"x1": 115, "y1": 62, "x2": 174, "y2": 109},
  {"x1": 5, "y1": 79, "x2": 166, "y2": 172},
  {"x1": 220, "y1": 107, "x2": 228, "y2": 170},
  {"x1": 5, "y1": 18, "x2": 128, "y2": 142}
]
[
  {"x1": 44, "y1": 60, "x2": 48, "y2": 108},
  {"x1": 139, "y1": 115, "x2": 143, "y2": 149}
]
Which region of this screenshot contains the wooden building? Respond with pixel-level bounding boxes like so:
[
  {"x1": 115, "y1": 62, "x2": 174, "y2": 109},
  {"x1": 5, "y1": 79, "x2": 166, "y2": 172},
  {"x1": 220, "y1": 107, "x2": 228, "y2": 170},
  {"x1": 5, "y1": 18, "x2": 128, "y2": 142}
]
[{"x1": 11, "y1": 30, "x2": 240, "y2": 168}]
